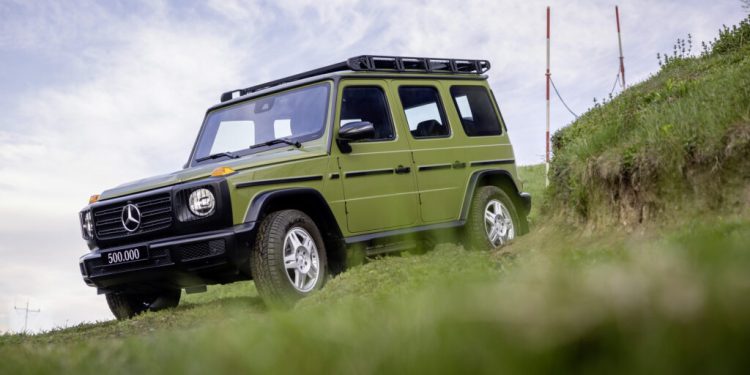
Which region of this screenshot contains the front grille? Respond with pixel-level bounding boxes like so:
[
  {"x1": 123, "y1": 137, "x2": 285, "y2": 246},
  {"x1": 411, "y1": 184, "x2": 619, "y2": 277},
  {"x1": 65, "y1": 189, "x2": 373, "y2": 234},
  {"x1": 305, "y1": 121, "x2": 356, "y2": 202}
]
[{"x1": 93, "y1": 193, "x2": 173, "y2": 240}]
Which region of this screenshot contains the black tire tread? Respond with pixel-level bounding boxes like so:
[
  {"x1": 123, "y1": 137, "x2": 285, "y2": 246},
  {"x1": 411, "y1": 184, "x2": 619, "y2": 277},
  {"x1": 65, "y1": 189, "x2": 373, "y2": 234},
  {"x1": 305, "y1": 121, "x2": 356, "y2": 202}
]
[
  {"x1": 105, "y1": 290, "x2": 180, "y2": 320},
  {"x1": 250, "y1": 209, "x2": 327, "y2": 308},
  {"x1": 464, "y1": 185, "x2": 520, "y2": 251}
]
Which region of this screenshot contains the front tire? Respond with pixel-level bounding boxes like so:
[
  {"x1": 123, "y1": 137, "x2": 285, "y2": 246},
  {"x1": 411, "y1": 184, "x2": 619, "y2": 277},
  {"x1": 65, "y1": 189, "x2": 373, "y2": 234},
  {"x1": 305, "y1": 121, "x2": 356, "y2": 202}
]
[
  {"x1": 250, "y1": 209, "x2": 328, "y2": 308},
  {"x1": 105, "y1": 290, "x2": 180, "y2": 320},
  {"x1": 464, "y1": 186, "x2": 520, "y2": 250}
]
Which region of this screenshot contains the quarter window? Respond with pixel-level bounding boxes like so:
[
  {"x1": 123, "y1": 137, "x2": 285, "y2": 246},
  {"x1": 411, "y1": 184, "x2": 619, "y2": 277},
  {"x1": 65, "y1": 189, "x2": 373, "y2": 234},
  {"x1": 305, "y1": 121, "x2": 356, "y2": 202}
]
[
  {"x1": 450, "y1": 86, "x2": 502, "y2": 136},
  {"x1": 340, "y1": 87, "x2": 395, "y2": 141},
  {"x1": 398, "y1": 86, "x2": 450, "y2": 138}
]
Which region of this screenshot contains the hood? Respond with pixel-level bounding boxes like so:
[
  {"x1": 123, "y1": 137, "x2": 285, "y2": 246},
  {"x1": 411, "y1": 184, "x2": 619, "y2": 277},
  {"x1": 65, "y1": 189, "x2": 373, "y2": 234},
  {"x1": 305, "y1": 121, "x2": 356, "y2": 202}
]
[{"x1": 98, "y1": 148, "x2": 324, "y2": 200}]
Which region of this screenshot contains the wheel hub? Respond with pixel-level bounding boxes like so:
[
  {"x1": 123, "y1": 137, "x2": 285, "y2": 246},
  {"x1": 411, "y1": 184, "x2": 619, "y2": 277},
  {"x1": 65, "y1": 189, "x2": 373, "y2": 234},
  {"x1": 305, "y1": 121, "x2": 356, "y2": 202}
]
[
  {"x1": 484, "y1": 199, "x2": 515, "y2": 248},
  {"x1": 283, "y1": 227, "x2": 320, "y2": 292},
  {"x1": 296, "y1": 247, "x2": 312, "y2": 273}
]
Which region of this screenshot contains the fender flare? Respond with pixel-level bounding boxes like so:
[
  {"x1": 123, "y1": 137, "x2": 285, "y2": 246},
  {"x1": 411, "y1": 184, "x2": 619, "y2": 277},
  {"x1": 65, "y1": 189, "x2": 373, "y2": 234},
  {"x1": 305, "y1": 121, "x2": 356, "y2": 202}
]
[
  {"x1": 459, "y1": 169, "x2": 532, "y2": 222},
  {"x1": 244, "y1": 188, "x2": 338, "y2": 226},
  {"x1": 243, "y1": 187, "x2": 346, "y2": 273}
]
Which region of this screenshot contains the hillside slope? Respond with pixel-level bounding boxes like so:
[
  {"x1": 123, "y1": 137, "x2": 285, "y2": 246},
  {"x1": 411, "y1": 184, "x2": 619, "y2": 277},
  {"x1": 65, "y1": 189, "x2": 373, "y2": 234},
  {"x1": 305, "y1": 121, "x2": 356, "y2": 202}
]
[
  {"x1": 2, "y1": 166, "x2": 749, "y2": 374},
  {"x1": 548, "y1": 17, "x2": 750, "y2": 224}
]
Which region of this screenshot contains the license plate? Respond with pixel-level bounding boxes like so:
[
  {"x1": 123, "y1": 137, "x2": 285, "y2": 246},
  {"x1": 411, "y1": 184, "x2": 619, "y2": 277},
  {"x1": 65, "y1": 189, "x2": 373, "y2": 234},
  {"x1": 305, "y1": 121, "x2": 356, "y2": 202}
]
[{"x1": 104, "y1": 247, "x2": 148, "y2": 265}]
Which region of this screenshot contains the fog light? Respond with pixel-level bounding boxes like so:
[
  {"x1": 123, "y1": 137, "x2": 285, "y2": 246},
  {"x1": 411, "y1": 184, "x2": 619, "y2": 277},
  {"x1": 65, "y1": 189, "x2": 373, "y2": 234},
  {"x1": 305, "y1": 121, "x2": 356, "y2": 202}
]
[{"x1": 188, "y1": 188, "x2": 215, "y2": 217}]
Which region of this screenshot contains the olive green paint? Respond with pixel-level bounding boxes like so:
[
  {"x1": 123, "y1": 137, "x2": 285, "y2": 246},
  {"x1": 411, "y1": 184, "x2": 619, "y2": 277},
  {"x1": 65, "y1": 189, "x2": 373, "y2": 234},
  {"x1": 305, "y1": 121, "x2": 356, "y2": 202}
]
[{"x1": 93, "y1": 73, "x2": 522, "y2": 239}]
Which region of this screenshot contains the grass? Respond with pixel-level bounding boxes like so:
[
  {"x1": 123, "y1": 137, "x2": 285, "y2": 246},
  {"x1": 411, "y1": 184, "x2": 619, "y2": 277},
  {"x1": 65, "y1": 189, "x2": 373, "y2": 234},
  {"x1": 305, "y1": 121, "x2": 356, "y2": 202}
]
[
  {"x1": 2, "y1": 165, "x2": 750, "y2": 374},
  {"x1": 3, "y1": 18, "x2": 750, "y2": 374},
  {"x1": 548, "y1": 20, "x2": 750, "y2": 224},
  {"x1": 517, "y1": 163, "x2": 546, "y2": 225}
]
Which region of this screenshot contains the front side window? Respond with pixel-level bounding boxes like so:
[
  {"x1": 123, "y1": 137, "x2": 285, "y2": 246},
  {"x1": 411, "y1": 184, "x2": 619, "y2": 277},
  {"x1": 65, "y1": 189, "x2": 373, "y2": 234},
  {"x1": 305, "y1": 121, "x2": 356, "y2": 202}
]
[
  {"x1": 192, "y1": 83, "x2": 330, "y2": 164},
  {"x1": 339, "y1": 86, "x2": 395, "y2": 141},
  {"x1": 450, "y1": 86, "x2": 502, "y2": 136},
  {"x1": 398, "y1": 86, "x2": 450, "y2": 139}
]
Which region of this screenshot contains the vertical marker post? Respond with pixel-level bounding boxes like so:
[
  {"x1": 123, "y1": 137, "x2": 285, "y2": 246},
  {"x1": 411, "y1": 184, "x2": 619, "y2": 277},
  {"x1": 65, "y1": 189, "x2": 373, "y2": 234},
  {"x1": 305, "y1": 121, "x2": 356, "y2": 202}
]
[
  {"x1": 545, "y1": 6, "x2": 551, "y2": 187},
  {"x1": 616, "y1": 5, "x2": 626, "y2": 88},
  {"x1": 14, "y1": 300, "x2": 40, "y2": 333}
]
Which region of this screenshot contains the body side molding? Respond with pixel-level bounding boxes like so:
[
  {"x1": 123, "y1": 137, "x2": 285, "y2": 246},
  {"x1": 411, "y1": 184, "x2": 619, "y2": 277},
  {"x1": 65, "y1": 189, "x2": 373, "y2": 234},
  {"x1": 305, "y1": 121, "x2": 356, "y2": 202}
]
[
  {"x1": 236, "y1": 175, "x2": 323, "y2": 189},
  {"x1": 469, "y1": 159, "x2": 515, "y2": 167},
  {"x1": 344, "y1": 168, "x2": 395, "y2": 178}
]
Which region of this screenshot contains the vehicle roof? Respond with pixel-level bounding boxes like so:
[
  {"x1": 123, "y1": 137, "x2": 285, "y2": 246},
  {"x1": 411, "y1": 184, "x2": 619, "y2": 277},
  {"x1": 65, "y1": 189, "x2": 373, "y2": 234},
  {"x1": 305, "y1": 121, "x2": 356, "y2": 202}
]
[
  {"x1": 208, "y1": 55, "x2": 491, "y2": 112},
  {"x1": 209, "y1": 71, "x2": 489, "y2": 113}
]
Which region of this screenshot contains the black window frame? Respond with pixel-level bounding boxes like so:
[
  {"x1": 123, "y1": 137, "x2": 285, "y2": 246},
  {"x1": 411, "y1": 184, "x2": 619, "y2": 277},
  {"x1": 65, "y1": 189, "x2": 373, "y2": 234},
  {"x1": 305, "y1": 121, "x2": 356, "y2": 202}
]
[
  {"x1": 397, "y1": 85, "x2": 452, "y2": 140},
  {"x1": 339, "y1": 85, "x2": 397, "y2": 143},
  {"x1": 449, "y1": 85, "x2": 504, "y2": 137}
]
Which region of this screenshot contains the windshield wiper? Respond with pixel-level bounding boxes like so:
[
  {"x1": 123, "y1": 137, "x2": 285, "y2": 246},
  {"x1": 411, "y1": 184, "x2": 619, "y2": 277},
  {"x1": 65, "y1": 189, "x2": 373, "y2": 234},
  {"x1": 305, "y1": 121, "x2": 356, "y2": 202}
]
[
  {"x1": 250, "y1": 138, "x2": 302, "y2": 149},
  {"x1": 195, "y1": 151, "x2": 240, "y2": 163}
]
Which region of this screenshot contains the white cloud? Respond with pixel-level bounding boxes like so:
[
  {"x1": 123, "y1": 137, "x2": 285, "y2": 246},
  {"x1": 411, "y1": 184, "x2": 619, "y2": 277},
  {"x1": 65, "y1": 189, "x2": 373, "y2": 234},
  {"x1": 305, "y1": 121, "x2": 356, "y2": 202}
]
[{"x1": 0, "y1": 0, "x2": 745, "y2": 332}]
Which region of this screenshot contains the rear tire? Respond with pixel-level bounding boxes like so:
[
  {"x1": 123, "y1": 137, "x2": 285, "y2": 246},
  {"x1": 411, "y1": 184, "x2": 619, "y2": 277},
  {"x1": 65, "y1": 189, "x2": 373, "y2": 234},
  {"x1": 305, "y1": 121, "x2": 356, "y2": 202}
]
[
  {"x1": 250, "y1": 210, "x2": 328, "y2": 308},
  {"x1": 105, "y1": 289, "x2": 180, "y2": 320},
  {"x1": 464, "y1": 186, "x2": 520, "y2": 251}
]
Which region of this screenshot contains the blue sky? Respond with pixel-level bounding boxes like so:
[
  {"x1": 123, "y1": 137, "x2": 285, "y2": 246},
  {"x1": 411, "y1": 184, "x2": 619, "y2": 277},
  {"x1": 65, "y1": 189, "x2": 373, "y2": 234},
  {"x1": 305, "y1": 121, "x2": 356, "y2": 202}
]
[{"x1": 0, "y1": 0, "x2": 746, "y2": 332}]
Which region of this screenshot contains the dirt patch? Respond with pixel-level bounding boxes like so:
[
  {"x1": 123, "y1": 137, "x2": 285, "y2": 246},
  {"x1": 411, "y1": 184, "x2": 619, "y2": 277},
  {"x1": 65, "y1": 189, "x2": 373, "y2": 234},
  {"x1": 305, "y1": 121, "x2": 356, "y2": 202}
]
[{"x1": 724, "y1": 121, "x2": 750, "y2": 164}]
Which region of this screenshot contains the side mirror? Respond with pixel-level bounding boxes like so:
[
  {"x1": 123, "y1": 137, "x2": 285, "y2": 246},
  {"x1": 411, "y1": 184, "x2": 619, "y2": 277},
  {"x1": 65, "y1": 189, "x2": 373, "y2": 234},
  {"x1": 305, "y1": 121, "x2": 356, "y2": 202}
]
[{"x1": 336, "y1": 121, "x2": 375, "y2": 153}]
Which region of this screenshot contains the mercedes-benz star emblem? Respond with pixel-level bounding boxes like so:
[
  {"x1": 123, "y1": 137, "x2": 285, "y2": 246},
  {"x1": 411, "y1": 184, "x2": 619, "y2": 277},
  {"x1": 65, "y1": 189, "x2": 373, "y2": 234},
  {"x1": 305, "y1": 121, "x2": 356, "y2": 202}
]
[{"x1": 121, "y1": 204, "x2": 141, "y2": 232}]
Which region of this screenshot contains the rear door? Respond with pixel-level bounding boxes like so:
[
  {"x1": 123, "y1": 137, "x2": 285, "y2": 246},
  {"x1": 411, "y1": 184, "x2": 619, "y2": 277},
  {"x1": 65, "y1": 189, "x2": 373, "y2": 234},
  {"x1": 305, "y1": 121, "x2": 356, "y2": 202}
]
[
  {"x1": 335, "y1": 80, "x2": 420, "y2": 234},
  {"x1": 391, "y1": 81, "x2": 468, "y2": 223}
]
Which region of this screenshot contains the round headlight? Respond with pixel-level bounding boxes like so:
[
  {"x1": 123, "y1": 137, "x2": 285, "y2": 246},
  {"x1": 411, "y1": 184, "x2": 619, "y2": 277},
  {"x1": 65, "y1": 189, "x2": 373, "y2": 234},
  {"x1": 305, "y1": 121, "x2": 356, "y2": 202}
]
[
  {"x1": 82, "y1": 211, "x2": 94, "y2": 239},
  {"x1": 188, "y1": 188, "x2": 216, "y2": 217}
]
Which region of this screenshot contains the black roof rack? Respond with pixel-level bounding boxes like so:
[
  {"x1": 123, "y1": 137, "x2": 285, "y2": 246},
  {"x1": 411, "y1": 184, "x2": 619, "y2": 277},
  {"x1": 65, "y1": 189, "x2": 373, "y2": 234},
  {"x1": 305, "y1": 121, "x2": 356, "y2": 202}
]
[{"x1": 220, "y1": 55, "x2": 491, "y2": 102}]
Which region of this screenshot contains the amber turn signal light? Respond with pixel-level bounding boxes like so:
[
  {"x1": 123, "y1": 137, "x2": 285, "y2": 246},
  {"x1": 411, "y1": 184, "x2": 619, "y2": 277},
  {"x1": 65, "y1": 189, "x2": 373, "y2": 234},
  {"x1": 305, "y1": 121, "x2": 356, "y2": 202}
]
[
  {"x1": 211, "y1": 166, "x2": 236, "y2": 177},
  {"x1": 89, "y1": 194, "x2": 100, "y2": 204}
]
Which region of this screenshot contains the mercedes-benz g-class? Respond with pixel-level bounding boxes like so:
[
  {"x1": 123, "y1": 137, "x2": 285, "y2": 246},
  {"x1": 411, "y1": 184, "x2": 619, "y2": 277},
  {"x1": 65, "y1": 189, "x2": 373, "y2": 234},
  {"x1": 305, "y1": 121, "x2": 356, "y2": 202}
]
[{"x1": 78, "y1": 55, "x2": 531, "y2": 319}]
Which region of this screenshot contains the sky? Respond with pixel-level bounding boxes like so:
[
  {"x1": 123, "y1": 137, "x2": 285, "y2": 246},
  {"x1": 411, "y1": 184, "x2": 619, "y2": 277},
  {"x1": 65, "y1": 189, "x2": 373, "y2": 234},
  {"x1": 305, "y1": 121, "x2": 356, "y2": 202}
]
[{"x1": 0, "y1": 0, "x2": 746, "y2": 333}]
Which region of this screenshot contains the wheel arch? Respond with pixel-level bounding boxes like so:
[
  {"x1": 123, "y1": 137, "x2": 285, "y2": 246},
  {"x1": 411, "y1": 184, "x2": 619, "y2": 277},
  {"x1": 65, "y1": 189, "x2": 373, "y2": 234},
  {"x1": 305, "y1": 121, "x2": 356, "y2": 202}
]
[
  {"x1": 460, "y1": 169, "x2": 531, "y2": 234},
  {"x1": 244, "y1": 188, "x2": 347, "y2": 274}
]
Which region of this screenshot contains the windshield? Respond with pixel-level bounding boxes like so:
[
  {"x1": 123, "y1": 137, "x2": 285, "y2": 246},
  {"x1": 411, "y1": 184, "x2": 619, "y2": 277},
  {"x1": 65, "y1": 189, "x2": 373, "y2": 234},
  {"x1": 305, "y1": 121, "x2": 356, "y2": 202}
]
[{"x1": 192, "y1": 83, "x2": 331, "y2": 164}]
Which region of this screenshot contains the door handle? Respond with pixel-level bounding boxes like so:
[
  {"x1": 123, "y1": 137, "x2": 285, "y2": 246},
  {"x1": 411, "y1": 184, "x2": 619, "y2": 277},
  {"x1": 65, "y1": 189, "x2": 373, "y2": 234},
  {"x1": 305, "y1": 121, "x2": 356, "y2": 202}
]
[
  {"x1": 395, "y1": 165, "x2": 411, "y2": 174},
  {"x1": 452, "y1": 161, "x2": 466, "y2": 169}
]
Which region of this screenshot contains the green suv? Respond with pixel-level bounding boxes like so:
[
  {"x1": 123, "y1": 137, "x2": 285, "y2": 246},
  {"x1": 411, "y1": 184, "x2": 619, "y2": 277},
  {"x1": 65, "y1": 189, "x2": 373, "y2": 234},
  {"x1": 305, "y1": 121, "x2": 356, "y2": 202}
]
[{"x1": 78, "y1": 55, "x2": 531, "y2": 319}]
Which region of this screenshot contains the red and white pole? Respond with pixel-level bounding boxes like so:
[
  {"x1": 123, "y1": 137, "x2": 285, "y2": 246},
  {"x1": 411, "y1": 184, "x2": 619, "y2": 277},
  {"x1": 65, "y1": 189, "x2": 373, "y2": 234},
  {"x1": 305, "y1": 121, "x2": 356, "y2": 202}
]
[
  {"x1": 545, "y1": 6, "x2": 551, "y2": 187},
  {"x1": 616, "y1": 5, "x2": 626, "y2": 88}
]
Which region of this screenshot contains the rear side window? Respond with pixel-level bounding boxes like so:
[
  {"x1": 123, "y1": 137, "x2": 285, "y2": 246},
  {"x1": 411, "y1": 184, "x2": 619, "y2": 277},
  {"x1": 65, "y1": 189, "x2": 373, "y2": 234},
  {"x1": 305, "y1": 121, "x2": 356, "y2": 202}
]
[
  {"x1": 398, "y1": 86, "x2": 450, "y2": 139},
  {"x1": 450, "y1": 86, "x2": 502, "y2": 136},
  {"x1": 340, "y1": 86, "x2": 395, "y2": 141}
]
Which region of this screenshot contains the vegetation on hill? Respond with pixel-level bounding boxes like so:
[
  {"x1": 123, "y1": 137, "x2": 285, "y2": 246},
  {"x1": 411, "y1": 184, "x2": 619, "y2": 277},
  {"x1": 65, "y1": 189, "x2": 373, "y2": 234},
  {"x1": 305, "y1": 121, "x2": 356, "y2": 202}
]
[
  {"x1": 3, "y1": 166, "x2": 749, "y2": 374},
  {"x1": 549, "y1": 16, "x2": 750, "y2": 225}
]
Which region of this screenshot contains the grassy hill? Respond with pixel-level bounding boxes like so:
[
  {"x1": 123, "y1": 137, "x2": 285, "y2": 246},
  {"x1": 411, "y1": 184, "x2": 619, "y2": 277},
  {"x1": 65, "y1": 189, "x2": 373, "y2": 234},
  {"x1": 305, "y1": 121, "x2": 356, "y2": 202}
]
[
  {"x1": 548, "y1": 16, "x2": 750, "y2": 225},
  {"x1": 2, "y1": 17, "x2": 749, "y2": 374},
  {"x1": 2, "y1": 166, "x2": 749, "y2": 374}
]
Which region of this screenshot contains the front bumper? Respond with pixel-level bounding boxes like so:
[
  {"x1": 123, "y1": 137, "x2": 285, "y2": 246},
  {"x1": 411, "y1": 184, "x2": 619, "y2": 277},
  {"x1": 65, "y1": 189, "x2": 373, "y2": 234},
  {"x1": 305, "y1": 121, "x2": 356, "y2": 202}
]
[{"x1": 79, "y1": 223, "x2": 255, "y2": 293}]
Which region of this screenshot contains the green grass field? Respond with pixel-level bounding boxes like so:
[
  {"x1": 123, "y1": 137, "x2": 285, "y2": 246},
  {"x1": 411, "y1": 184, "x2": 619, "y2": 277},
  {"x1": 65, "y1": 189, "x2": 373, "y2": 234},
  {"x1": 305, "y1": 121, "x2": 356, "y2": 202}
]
[
  {"x1": 2, "y1": 17, "x2": 749, "y2": 375},
  {"x1": 2, "y1": 163, "x2": 749, "y2": 374}
]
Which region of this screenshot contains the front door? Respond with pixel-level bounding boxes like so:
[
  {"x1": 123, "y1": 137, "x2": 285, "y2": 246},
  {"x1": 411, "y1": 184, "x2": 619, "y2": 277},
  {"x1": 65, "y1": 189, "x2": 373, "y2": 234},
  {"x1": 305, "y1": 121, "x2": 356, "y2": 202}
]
[{"x1": 335, "y1": 82, "x2": 419, "y2": 234}]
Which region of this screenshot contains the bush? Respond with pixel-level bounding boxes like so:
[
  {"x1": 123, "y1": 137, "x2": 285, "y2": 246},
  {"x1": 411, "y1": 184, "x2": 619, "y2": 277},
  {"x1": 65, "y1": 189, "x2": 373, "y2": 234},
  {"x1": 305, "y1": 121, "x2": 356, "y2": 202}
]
[{"x1": 709, "y1": 15, "x2": 750, "y2": 55}]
